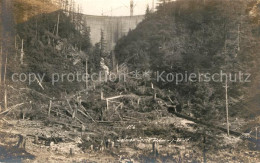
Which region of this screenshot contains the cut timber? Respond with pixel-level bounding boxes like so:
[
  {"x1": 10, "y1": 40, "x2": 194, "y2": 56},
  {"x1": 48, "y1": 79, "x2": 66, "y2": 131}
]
[
  {"x1": 4, "y1": 88, "x2": 7, "y2": 110},
  {"x1": 35, "y1": 77, "x2": 44, "y2": 90},
  {"x1": 106, "y1": 95, "x2": 123, "y2": 101},
  {"x1": 105, "y1": 94, "x2": 139, "y2": 110},
  {"x1": 48, "y1": 100, "x2": 52, "y2": 117},
  {"x1": 66, "y1": 99, "x2": 73, "y2": 116},
  {"x1": 101, "y1": 90, "x2": 104, "y2": 100},
  {"x1": 106, "y1": 94, "x2": 139, "y2": 101},
  {"x1": 79, "y1": 105, "x2": 95, "y2": 122}
]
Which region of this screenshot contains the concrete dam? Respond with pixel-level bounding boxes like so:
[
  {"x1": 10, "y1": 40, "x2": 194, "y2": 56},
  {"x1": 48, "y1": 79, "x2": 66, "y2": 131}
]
[{"x1": 84, "y1": 15, "x2": 144, "y2": 51}]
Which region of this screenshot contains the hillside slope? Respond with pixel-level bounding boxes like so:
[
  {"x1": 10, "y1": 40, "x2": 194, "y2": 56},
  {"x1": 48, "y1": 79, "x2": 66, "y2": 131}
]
[
  {"x1": 13, "y1": 0, "x2": 58, "y2": 24},
  {"x1": 115, "y1": 0, "x2": 260, "y2": 121}
]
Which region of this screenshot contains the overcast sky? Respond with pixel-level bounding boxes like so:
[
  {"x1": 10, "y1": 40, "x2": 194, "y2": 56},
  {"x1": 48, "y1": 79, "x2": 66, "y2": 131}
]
[{"x1": 74, "y1": 0, "x2": 159, "y2": 16}]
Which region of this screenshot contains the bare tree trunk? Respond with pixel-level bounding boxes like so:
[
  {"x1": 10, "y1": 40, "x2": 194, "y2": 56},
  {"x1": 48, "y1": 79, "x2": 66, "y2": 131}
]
[
  {"x1": 36, "y1": 19, "x2": 38, "y2": 40},
  {"x1": 20, "y1": 39, "x2": 24, "y2": 65},
  {"x1": 111, "y1": 51, "x2": 116, "y2": 71},
  {"x1": 256, "y1": 127, "x2": 258, "y2": 138},
  {"x1": 86, "y1": 58, "x2": 88, "y2": 89},
  {"x1": 4, "y1": 49, "x2": 7, "y2": 110},
  {"x1": 238, "y1": 24, "x2": 240, "y2": 52},
  {"x1": 224, "y1": 80, "x2": 230, "y2": 136},
  {"x1": 56, "y1": 13, "x2": 60, "y2": 36},
  {"x1": 4, "y1": 88, "x2": 7, "y2": 110},
  {"x1": 0, "y1": 45, "x2": 2, "y2": 85},
  {"x1": 15, "y1": 36, "x2": 17, "y2": 60}
]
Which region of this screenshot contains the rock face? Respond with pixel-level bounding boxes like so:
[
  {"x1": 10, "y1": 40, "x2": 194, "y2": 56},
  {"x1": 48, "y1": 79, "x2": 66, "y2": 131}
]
[{"x1": 84, "y1": 15, "x2": 144, "y2": 51}]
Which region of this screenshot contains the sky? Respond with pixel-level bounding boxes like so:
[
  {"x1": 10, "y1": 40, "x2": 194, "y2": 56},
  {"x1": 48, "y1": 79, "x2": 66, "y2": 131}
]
[{"x1": 74, "y1": 0, "x2": 159, "y2": 16}]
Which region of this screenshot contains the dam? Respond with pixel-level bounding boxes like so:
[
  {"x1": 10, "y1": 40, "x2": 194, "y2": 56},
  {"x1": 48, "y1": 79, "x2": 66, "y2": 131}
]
[{"x1": 84, "y1": 15, "x2": 144, "y2": 51}]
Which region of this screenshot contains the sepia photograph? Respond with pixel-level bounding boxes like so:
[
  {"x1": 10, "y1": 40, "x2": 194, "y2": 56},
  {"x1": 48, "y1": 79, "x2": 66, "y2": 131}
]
[{"x1": 0, "y1": 0, "x2": 259, "y2": 162}]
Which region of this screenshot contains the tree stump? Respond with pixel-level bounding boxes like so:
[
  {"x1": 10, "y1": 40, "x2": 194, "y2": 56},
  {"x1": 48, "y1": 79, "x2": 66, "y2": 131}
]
[
  {"x1": 90, "y1": 144, "x2": 94, "y2": 151},
  {"x1": 70, "y1": 148, "x2": 74, "y2": 156},
  {"x1": 17, "y1": 135, "x2": 26, "y2": 149},
  {"x1": 34, "y1": 135, "x2": 39, "y2": 144},
  {"x1": 152, "y1": 141, "x2": 159, "y2": 157}
]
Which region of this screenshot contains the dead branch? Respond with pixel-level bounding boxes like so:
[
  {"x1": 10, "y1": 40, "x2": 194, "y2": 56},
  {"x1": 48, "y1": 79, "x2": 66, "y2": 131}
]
[{"x1": 0, "y1": 103, "x2": 24, "y2": 115}]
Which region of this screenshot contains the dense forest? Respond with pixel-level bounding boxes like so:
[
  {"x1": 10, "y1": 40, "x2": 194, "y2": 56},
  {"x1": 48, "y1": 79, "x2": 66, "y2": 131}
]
[{"x1": 115, "y1": 0, "x2": 260, "y2": 121}]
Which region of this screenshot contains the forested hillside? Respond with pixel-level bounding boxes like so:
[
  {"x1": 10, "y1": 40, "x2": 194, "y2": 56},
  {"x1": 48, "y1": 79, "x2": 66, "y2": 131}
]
[
  {"x1": 13, "y1": 10, "x2": 91, "y2": 96},
  {"x1": 115, "y1": 0, "x2": 260, "y2": 121}
]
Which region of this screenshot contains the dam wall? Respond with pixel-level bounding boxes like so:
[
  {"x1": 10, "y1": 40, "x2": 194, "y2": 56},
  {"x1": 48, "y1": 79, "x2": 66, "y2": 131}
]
[{"x1": 84, "y1": 15, "x2": 144, "y2": 51}]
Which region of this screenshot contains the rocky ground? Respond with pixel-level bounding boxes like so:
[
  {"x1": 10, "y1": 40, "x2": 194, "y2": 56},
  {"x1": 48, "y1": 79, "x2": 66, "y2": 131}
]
[{"x1": 0, "y1": 116, "x2": 259, "y2": 162}]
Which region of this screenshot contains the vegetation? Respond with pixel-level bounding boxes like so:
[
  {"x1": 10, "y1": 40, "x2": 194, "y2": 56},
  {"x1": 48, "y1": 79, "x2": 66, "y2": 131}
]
[{"x1": 115, "y1": 0, "x2": 260, "y2": 121}]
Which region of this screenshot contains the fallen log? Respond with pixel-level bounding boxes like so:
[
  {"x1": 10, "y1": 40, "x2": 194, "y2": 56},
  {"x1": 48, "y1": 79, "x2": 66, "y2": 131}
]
[
  {"x1": 168, "y1": 108, "x2": 242, "y2": 136},
  {"x1": 78, "y1": 106, "x2": 96, "y2": 123}
]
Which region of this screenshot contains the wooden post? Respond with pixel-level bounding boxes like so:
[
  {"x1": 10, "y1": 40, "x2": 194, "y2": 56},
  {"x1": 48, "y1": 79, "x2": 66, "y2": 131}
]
[
  {"x1": 224, "y1": 80, "x2": 230, "y2": 136},
  {"x1": 48, "y1": 100, "x2": 52, "y2": 117},
  {"x1": 151, "y1": 83, "x2": 154, "y2": 89},
  {"x1": 101, "y1": 90, "x2": 104, "y2": 100},
  {"x1": 106, "y1": 99, "x2": 109, "y2": 110}
]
